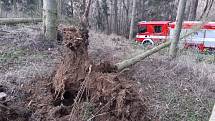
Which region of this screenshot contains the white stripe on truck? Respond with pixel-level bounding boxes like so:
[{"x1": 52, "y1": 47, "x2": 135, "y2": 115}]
[{"x1": 136, "y1": 35, "x2": 167, "y2": 39}]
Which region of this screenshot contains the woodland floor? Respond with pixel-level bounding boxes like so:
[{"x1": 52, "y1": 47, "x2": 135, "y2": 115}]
[{"x1": 0, "y1": 24, "x2": 215, "y2": 121}]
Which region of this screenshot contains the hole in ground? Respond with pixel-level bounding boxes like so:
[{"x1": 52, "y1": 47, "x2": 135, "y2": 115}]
[{"x1": 62, "y1": 91, "x2": 78, "y2": 106}]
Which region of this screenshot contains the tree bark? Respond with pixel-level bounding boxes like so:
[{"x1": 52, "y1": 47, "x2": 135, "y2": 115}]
[
  {"x1": 38, "y1": 0, "x2": 42, "y2": 16},
  {"x1": 169, "y1": 0, "x2": 186, "y2": 58},
  {"x1": 209, "y1": 104, "x2": 215, "y2": 121},
  {"x1": 113, "y1": 0, "x2": 118, "y2": 34},
  {"x1": 185, "y1": 0, "x2": 191, "y2": 20},
  {"x1": 129, "y1": 0, "x2": 136, "y2": 40},
  {"x1": 58, "y1": 0, "x2": 62, "y2": 20},
  {"x1": 43, "y1": 0, "x2": 58, "y2": 41},
  {"x1": 0, "y1": 2, "x2": 2, "y2": 18},
  {"x1": 188, "y1": 0, "x2": 198, "y2": 20},
  {"x1": 70, "y1": 0, "x2": 74, "y2": 17},
  {"x1": 0, "y1": 18, "x2": 42, "y2": 25},
  {"x1": 12, "y1": 0, "x2": 18, "y2": 17},
  {"x1": 115, "y1": 41, "x2": 171, "y2": 71}
]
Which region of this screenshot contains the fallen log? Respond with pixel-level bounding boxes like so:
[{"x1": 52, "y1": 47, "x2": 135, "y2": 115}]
[
  {"x1": 115, "y1": 26, "x2": 204, "y2": 71},
  {"x1": 115, "y1": 41, "x2": 171, "y2": 71},
  {"x1": 0, "y1": 18, "x2": 42, "y2": 25}
]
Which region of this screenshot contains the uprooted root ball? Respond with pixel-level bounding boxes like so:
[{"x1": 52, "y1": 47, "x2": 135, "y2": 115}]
[{"x1": 51, "y1": 26, "x2": 150, "y2": 121}]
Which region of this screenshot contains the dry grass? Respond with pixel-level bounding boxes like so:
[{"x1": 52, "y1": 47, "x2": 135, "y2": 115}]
[
  {"x1": 0, "y1": 24, "x2": 214, "y2": 121},
  {"x1": 88, "y1": 31, "x2": 215, "y2": 121}
]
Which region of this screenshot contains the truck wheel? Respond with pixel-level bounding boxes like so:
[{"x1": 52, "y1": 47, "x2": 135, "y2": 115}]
[{"x1": 141, "y1": 39, "x2": 154, "y2": 48}]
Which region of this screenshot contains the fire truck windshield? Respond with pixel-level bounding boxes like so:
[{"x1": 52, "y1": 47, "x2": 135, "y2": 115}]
[{"x1": 138, "y1": 26, "x2": 147, "y2": 33}]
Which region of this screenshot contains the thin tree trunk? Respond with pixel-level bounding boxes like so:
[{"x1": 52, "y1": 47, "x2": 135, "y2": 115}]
[
  {"x1": 80, "y1": 0, "x2": 87, "y2": 16},
  {"x1": 185, "y1": 0, "x2": 191, "y2": 20},
  {"x1": 43, "y1": 0, "x2": 58, "y2": 41},
  {"x1": 0, "y1": 2, "x2": 2, "y2": 18},
  {"x1": 126, "y1": 0, "x2": 130, "y2": 37},
  {"x1": 114, "y1": 0, "x2": 118, "y2": 34},
  {"x1": 70, "y1": 0, "x2": 74, "y2": 17},
  {"x1": 110, "y1": 0, "x2": 113, "y2": 32},
  {"x1": 13, "y1": 0, "x2": 18, "y2": 17},
  {"x1": 80, "y1": 0, "x2": 92, "y2": 28},
  {"x1": 129, "y1": 0, "x2": 136, "y2": 40},
  {"x1": 38, "y1": 0, "x2": 42, "y2": 16},
  {"x1": 209, "y1": 104, "x2": 215, "y2": 121},
  {"x1": 58, "y1": 0, "x2": 62, "y2": 20},
  {"x1": 188, "y1": 0, "x2": 198, "y2": 20},
  {"x1": 169, "y1": 0, "x2": 186, "y2": 58}
]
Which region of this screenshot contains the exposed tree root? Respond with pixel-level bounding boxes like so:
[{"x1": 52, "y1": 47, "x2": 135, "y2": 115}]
[{"x1": 51, "y1": 26, "x2": 150, "y2": 121}]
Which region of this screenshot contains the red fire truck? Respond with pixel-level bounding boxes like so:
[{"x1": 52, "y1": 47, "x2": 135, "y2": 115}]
[{"x1": 136, "y1": 21, "x2": 215, "y2": 52}]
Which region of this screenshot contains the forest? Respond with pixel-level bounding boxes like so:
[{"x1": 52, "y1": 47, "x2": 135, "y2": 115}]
[{"x1": 0, "y1": 0, "x2": 215, "y2": 121}]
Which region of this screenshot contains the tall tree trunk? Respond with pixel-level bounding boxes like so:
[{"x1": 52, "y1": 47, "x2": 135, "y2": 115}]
[
  {"x1": 185, "y1": 0, "x2": 191, "y2": 20},
  {"x1": 70, "y1": 0, "x2": 74, "y2": 17},
  {"x1": 188, "y1": 0, "x2": 198, "y2": 20},
  {"x1": 38, "y1": 0, "x2": 42, "y2": 16},
  {"x1": 58, "y1": 0, "x2": 62, "y2": 20},
  {"x1": 13, "y1": 0, "x2": 18, "y2": 17},
  {"x1": 0, "y1": 2, "x2": 2, "y2": 18},
  {"x1": 129, "y1": 0, "x2": 136, "y2": 40},
  {"x1": 126, "y1": 0, "x2": 130, "y2": 37},
  {"x1": 169, "y1": 0, "x2": 186, "y2": 58},
  {"x1": 114, "y1": 0, "x2": 118, "y2": 34},
  {"x1": 80, "y1": 0, "x2": 87, "y2": 16},
  {"x1": 43, "y1": 0, "x2": 58, "y2": 41}
]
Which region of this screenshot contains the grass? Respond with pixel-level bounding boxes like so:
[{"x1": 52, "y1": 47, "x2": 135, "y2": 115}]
[{"x1": 0, "y1": 48, "x2": 27, "y2": 64}]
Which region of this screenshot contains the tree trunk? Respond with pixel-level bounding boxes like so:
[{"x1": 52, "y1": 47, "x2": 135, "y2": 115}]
[
  {"x1": 209, "y1": 104, "x2": 215, "y2": 121},
  {"x1": 129, "y1": 0, "x2": 136, "y2": 40},
  {"x1": 12, "y1": 0, "x2": 18, "y2": 17},
  {"x1": 169, "y1": 0, "x2": 186, "y2": 58},
  {"x1": 114, "y1": 24, "x2": 202, "y2": 71},
  {"x1": 185, "y1": 0, "x2": 191, "y2": 20},
  {"x1": 80, "y1": 0, "x2": 87, "y2": 16},
  {"x1": 58, "y1": 0, "x2": 62, "y2": 20},
  {"x1": 38, "y1": 0, "x2": 42, "y2": 16},
  {"x1": 113, "y1": 0, "x2": 118, "y2": 34},
  {"x1": 0, "y1": 18, "x2": 42, "y2": 25},
  {"x1": 0, "y1": 2, "x2": 2, "y2": 18},
  {"x1": 43, "y1": 0, "x2": 58, "y2": 41},
  {"x1": 188, "y1": 0, "x2": 198, "y2": 20},
  {"x1": 115, "y1": 41, "x2": 171, "y2": 70},
  {"x1": 70, "y1": 0, "x2": 74, "y2": 17}
]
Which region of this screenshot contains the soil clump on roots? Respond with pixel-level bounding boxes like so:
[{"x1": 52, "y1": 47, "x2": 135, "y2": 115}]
[{"x1": 50, "y1": 26, "x2": 149, "y2": 121}]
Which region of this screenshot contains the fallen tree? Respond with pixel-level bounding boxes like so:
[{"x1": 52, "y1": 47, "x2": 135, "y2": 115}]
[
  {"x1": 115, "y1": 41, "x2": 171, "y2": 71},
  {"x1": 115, "y1": 22, "x2": 207, "y2": 71},
  {"x1": 0, "y1": 18, "x2": 42, "y2": 25},
  {"x1": 46, "y1": 0, "x2": 150, "y2": 120}
]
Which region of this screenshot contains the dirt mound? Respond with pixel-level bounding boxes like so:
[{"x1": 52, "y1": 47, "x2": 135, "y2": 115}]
[
  {"x1": 0, "y1": 85, "x2": 31, "y2": 121},
  {"x1": 50, "y1": 26, "x2": 149, "y2": 121}
]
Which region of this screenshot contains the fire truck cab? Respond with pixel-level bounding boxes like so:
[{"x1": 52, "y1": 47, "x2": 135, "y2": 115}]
[
  {"x1": 136, "y1": 21, "x2": 215, "y2": 52},
  {"x1": 136, "y1": 21, "x2": 170, "y2": 45}
]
